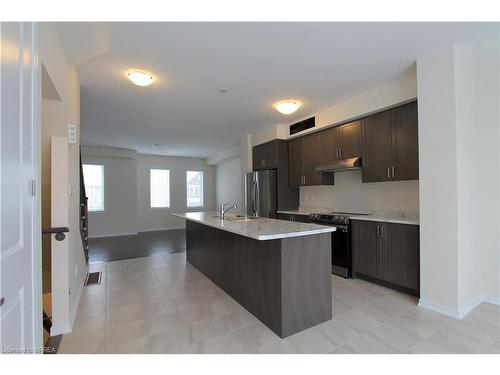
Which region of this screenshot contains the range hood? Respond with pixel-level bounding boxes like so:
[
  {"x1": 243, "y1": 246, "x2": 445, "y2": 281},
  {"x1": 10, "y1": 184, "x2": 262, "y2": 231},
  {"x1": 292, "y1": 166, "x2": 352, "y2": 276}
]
[{"x1": 315, "y1": 157, "x2": 362, "y2": 173}]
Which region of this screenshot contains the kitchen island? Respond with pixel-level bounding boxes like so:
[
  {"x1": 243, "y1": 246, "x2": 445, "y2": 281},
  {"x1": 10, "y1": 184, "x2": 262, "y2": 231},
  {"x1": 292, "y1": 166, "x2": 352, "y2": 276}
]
[{"x1": 172, "y1": 212, "x2": 336, "y2": 338}]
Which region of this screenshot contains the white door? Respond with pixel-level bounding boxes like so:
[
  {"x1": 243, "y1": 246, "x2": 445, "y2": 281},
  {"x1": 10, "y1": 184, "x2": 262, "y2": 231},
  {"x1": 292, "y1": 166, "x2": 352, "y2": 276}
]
[{"x1": 0, "y1": 22, "x2": 42, "y2": 353}]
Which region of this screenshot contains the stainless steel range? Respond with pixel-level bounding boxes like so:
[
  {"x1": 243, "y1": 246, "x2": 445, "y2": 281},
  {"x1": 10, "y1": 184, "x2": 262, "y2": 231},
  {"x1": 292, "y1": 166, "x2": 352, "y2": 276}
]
[{"x1": 308, "y1": 211, "x2": 369, "y2": 278}]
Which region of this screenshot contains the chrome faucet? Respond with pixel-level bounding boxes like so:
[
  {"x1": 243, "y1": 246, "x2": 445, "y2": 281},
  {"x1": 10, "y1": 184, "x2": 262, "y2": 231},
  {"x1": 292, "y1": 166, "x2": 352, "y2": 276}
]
[{"x1": 219, "y1": 202, "x2": 237, "y2": 219}]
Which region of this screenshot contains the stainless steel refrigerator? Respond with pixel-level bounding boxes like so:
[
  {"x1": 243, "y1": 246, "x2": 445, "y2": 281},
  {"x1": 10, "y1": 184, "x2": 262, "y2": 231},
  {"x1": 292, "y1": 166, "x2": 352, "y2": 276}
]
[{"x1": 245, "y1": 170, "x2": 277, "y2": 218}]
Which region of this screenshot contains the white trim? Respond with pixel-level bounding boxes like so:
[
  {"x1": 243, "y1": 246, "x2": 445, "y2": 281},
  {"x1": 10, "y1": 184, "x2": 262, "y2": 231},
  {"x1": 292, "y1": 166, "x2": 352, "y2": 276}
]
[
  {"x1": 88, "y1": 231, "x2": 138, "y2": 239},
  {"x1": 89, "y1": 227, "x2": 187, "y2": 238},
  {"x1": 483, "y1": 294, "x2": 500, "y2": 305},
  {"x1": 418, "y1": 299, "x2": 461, "y2": 319},
  {"x1": 68, "y1": 262, "x2": 88, "y2": 331},
  {"x1": 31, "y1": 22, "x2": 44, "y2": 350},
  {"x1": 419, "y1": 294, "x2": 500, "y2": 320},
  {"x1": 139, "y1": 226, "x2": 186, "y2": 233},
  {"x1": 50, "y1": 323, "x2": 72, "y2": 336}
]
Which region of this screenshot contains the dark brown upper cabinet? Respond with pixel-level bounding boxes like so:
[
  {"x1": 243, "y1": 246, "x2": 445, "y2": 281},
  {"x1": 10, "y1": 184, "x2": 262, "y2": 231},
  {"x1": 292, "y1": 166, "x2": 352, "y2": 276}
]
[
  {"x1": 362, "y1": 101, "x2": 418, "y2": 183},
  {"x1": 321, "y1": 120, "x2": 362, "y2": 162},
  {"x1": 252, "y1": 139, "x2": 299, "y2": 211},
  {"x1": 288, "y1": 133, "x2": 334, "y2": 187},
  {"x1": 252, "y1": 140, "x2": 279, "y2": 170},
  {"x1": 392, "y1": 102, "x2": 419, "y2": 181},
  {"x1": 351, "y1": 219, "x2": 420, "y2": 296}
]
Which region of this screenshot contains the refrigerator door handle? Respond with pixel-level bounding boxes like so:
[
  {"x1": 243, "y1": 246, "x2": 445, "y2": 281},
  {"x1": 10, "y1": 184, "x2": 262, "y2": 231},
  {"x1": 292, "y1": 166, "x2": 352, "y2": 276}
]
[{"x1": 255, "y1": 177, "x2": 260, "y2": 216}]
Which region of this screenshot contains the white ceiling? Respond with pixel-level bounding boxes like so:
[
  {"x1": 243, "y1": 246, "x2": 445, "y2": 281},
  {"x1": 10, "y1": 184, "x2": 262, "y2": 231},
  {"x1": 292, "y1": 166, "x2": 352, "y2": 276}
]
[{"x1": 76, "y1": 22, "x2": 498, "y2": 158}]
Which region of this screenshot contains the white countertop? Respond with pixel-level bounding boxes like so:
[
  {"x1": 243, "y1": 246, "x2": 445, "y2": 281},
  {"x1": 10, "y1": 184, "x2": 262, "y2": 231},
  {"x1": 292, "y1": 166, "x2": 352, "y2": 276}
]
[
  {"x1": 277, "y1": 208, "x2": 419, "y2": 225},
  {"x1": 172, "y1": 212, "x2": 336, "y2": 241}
]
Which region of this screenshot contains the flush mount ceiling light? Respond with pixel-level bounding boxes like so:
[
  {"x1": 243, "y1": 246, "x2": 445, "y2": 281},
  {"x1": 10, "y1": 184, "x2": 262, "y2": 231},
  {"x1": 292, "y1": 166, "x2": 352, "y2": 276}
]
[
  {"x1": 274, "y1": 100, "x2": 301, "y2": 115},
  {"x1": 127, "y1": 70, "x2": 155, "y2": 87}
]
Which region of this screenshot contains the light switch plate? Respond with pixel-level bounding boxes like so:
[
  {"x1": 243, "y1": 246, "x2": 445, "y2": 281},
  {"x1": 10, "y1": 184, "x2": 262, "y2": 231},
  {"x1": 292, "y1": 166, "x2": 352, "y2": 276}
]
[{"x1": 68, "y1": 124, "x2": 77, "y2": 144}]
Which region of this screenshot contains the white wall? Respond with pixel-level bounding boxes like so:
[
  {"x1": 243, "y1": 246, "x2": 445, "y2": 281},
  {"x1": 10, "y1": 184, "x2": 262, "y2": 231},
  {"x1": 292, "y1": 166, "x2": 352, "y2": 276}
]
[
  {"x1": 454, "y1": 36, "x2": 500, "y2": 309},
  {"x1": 137, "y1": 154, "x2": 215, "y2": 231},
  {"x1": 215, "y1": 157, "x2": 243, "y2": 213},
  {"x1": 81, "y1": 148, "x2": 138, "y2": 237},
  {"x1": 39, "y1": 23, "x2": 87, "y2": 334},
  {"x1": 81, "y1": 146, "x2": 216, "y2": 237},
  {"x1": 417, "y1": 34, "x2": 500, "y2": 318},
  {"x1": 300, "y1": 172, "x2": 419, "y2": 213},
  {"x1": 417, "y1": 47, "x2": 460, "y2": 313}
]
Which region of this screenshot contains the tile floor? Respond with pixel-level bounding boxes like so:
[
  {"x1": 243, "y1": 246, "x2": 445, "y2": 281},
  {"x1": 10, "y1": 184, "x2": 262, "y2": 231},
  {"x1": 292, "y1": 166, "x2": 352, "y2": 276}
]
[{"x1": 59, "y1": 254, "x2": 500, "y2": 354}]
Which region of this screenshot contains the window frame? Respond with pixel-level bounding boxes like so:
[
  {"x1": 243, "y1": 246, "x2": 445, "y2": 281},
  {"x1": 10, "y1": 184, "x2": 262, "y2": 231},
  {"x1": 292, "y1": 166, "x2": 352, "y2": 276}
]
[
  {"x1": 82, "y1": 163, "x2": 105, "y2": 212},
  {"x1": 186, "y1": 170, "x2": 204, "y2": 208},
  {"x1": 149, "y1": 168, "x2": 171, "y2": 209}
]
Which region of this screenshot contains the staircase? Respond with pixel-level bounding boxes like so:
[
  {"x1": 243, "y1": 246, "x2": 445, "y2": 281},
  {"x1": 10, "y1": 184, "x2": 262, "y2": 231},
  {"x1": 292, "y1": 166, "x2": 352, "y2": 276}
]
[{"x1": 79, "y1": 153, "x2": 89, "y2": 264}]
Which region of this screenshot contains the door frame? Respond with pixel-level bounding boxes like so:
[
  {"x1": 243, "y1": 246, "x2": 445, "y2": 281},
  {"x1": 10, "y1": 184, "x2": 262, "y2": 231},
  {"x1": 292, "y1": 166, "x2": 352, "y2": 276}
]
[{"x1": 31, "y1": 22, "x2": 44, "y2": 350}]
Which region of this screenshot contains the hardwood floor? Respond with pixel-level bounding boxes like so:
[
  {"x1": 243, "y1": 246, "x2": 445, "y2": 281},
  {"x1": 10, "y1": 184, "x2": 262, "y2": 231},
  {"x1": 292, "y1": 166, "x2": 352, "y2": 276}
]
[{"x1": 89, "y1": 229, "x2": 186, "y2": 263}]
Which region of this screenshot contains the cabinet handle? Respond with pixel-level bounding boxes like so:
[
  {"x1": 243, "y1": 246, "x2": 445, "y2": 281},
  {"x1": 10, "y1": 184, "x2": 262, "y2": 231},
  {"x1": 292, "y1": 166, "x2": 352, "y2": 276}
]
[
  {"x1": 387, "y1": 167, "x2": 391, "y2": 179},
  {"x1": 376, "y1": 224, "x2": 380, "y2": 238},
  {"x1": 339, "y1": 148, "x2": 342, "y2": 158},
  {"x1": 381, "y1": 225, "x2": 385, "y2": 238},
  {"x1": 303, "y1": 176, "x2": 307, "y2": 185},
  {"x1": 391, "y1": 166, "x2": 395, "y2": 179}
]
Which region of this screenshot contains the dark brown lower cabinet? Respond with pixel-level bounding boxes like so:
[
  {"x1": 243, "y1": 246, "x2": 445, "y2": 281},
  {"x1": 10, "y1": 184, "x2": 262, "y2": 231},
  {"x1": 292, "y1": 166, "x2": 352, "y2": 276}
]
[
  {"x1": 351, "y1": 220, "x2": 420, "y2": 296},
  {"x1": 277, "y1": 213, "x2": 310, "y2": 223}
]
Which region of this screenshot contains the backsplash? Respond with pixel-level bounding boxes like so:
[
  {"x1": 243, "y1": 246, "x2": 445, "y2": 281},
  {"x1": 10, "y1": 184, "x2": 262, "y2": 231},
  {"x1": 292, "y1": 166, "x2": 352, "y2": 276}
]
[{"x1": 299, "y1": 170, "x2": 419, "y2": 213}]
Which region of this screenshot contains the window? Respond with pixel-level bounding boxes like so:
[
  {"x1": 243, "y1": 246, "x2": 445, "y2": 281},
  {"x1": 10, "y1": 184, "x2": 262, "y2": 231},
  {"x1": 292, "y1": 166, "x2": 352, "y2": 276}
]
[
  {"x1": 82, "y1": 164, "x2": 104, "y2": 212},
  {"x1": 150, "y1": 169, "x2": 170, "y2": 208},
  {"x1": 186, "y1": 171, "x2": 203, "y2": 207}
]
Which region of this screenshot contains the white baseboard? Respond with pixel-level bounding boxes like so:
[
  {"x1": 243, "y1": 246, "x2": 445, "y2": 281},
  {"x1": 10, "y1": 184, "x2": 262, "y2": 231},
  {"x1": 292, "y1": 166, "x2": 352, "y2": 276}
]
[
  {"x1": 419, "y1": 294, "x2": 500, "y2": 320},
  {"x1": 418, "y1": 299, "x2": 461, "y2": 319},
  {"x1": 50, "y1": 323, "x2": 72, "y2": 336},
  {"x1": 483, "y1": 294, "x2": 500, "y2": 305},
  {"x1": 89, "y1": 231, "x2": 138, "y2": 239},
  {"x1": 89, "y1": 227, "x2": 186, "y2": 238},
  {"x1": 139, "y1": 226, "x2": 185, "y2": 233}
]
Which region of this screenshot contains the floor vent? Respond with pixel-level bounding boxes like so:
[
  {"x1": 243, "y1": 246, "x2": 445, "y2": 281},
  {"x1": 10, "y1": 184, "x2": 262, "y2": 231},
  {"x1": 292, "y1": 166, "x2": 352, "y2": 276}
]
[{"x1": 85, "y1": 271, "x2": 102, "y2": 286}]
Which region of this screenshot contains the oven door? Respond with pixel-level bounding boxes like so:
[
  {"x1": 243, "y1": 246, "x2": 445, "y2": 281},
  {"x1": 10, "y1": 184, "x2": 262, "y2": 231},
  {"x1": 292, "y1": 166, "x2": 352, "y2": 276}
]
[{"x1": 332, "y1": 224, "x2": 351, "y2": 278}]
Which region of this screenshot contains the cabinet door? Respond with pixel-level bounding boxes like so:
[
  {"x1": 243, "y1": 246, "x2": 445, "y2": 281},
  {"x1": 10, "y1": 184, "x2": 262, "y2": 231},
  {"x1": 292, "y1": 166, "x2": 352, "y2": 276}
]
[
  {"x1": 362, "y1": 111, "x2": 394, "y2": 183},
  {"x1": 393, "y1": 102, "x2": 419, "y2": 181},
  {"x1": 352, "y1": 220, "x2": 381, "y2": 279},
  {"x1": 339, "y1": 120, "x2": 362, "y2": 159},
  {"x1": 383, "y1": 223, "x2": 419, "y2": 292},
  {"x1": 302, "y1": 132, "x2": 325, "y2": 185},
  {"x1": 288, "y1": 138, "x2": 303, "y2": 187},
  {"x1": 253, "y1": 141, "x2": 278, "y2": 170},
  {"x1": 320, "y1": 126, "x2": 340, "y2": 162}
]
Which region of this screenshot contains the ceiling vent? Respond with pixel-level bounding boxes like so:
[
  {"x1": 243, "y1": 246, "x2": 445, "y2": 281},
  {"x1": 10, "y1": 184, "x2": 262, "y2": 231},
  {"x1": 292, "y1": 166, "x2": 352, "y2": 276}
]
[{"x1": 290, "y1": 117, "x2": 315, "y2": 135}]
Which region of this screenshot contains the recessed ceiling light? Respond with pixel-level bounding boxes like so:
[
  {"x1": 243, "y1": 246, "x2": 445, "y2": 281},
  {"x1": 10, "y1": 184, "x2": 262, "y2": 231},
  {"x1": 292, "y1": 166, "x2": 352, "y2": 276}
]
[
  {"x1": 275, "y1": 100, "x2": 301, "y2": 115},
  {"x1": 127, "y1": 70, "x2": 155, "y2": 87},
  {"x1": 218, "y1": 88, "x2": 229, "y2": 93}
]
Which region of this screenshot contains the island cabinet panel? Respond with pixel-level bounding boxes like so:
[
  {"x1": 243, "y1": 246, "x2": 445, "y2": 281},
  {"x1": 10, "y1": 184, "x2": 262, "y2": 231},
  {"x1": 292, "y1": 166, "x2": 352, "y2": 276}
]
[
  {"x1": 185, "y1": 220, "x2": 332, "y2": 338},
  {"x1": 351, "y1": 219, "x2": 420, "y2": 296}
]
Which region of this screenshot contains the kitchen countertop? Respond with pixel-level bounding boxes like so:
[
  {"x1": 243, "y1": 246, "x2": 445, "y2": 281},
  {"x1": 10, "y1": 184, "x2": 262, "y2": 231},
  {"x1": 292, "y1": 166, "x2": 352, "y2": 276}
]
[
  {"x1": 172, "y1": 212, "x2": 336, "y2": 241},
  {"x1": 277, "y1": 208, "x2": 419, "y2": 225}
]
